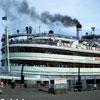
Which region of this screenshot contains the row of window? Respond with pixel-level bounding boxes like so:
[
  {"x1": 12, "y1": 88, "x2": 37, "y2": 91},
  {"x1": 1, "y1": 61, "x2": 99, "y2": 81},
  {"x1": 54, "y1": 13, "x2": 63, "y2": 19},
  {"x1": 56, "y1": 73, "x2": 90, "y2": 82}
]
[
  {"x1": 7, "y1": 47, "x2": 100, "y2": 57},
  {"x1": 1, "y1": 60, "x2": 100, "y2": 68}
]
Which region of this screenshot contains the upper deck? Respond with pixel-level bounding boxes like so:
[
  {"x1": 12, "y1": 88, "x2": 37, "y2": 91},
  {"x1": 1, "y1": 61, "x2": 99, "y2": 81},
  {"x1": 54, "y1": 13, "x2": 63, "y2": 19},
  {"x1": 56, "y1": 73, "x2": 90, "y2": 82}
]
[{"x1": 1, "y1": 29, "x2": 100, "y2": 55}]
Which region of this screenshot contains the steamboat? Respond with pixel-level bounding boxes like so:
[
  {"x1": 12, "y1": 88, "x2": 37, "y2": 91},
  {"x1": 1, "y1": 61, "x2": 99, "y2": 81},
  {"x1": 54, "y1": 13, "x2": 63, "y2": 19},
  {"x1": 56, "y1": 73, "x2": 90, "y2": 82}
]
[{"x1": 1, "y1": 24, "x2": 100, "y2": 89}]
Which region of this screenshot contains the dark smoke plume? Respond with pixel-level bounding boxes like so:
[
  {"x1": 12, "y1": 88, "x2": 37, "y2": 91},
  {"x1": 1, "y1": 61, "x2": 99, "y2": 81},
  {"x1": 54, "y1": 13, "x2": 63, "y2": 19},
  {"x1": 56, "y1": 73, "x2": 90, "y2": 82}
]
[
  {"x1": 41, "y1": 11, "x2": 80, "y2": 27},
  {"x1": 0, "y1": 0, "x2": 81, "y2": 27},
  {"x1": 18, "y1": 0, "x2": 40, "y2": 21}
]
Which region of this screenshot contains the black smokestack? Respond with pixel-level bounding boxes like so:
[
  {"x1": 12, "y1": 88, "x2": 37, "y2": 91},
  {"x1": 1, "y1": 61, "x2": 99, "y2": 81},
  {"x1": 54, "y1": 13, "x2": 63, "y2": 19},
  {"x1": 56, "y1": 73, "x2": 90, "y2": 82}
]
[
  {"x1": 26, "y1": 26, "x2": 29, "y2": 34},
  {"x1": 29, "y1": 26, "x2": 32, "y2": 34}
]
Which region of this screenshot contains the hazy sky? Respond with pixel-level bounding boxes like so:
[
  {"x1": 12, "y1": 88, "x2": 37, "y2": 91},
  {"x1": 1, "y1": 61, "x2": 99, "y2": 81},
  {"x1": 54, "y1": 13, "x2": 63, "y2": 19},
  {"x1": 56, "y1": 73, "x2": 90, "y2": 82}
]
[
  {"x1": 0, "y1": 0, "x2": 100, "y2": 65},
  {"x1": 0, "y1": 0, "x2": 100, "y2": 35},
  {"x1": 27, "y1": 0, "x2": 100, "y2": 32}
]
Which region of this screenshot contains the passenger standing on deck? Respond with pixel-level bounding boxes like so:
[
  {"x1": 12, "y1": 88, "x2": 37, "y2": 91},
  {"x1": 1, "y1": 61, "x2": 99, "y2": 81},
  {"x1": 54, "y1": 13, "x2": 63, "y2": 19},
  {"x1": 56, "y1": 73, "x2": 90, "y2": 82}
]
[
  {"x1": 0, "y1": 81, "x2": 4, "y2": 88},
  {"x1": 11, "y1": 78, "x2": 15, "y2": 88},
  {"x1": 94, "y1": 84, "x2": 97, "y2": 90}
]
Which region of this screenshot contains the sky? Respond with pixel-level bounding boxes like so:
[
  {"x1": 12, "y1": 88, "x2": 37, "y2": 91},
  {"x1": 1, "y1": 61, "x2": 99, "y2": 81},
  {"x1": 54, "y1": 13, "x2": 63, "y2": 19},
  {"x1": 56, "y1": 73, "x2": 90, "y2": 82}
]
[
  {"x1": 0, "y1": 0, "x2": 100, "y2": 35},
  {"x1": 27, "y1": 0, "x2": 100, "y2": 32},
  {"x1": 0, "y1": 0, "x2": 100, "y2": 65}
]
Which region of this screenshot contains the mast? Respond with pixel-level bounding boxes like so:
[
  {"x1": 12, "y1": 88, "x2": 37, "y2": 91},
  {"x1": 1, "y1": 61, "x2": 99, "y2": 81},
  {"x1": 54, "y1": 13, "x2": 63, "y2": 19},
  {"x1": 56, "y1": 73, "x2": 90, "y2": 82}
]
[
  {"x1": 78, "y1": 66, "x2": 81, "y2": 82},
  {"x1": 39, "y1": 26, "x2": 41, "y2": 33},
  {"x1": 21, "y1": 64, "x2": 24, "y2": 84},
  {"x1": 77, "y1": 64, "x2": 82, "y2": 91},
  {"x1": 5, "y1": 27, "x2": 10, "y2": 72}
]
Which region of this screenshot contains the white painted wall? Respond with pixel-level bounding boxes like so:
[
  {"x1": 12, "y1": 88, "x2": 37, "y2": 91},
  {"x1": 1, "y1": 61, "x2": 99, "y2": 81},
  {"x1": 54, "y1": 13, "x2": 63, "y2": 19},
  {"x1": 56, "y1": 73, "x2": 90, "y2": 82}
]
[{"x1": 2, "y1": 53, "x2": 99, "y2": 64}]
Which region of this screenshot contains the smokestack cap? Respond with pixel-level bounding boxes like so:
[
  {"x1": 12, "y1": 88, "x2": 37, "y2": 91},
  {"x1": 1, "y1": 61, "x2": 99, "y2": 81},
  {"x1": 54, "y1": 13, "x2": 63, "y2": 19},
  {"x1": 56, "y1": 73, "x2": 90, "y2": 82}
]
[{"x1": 76, "y1": 24, "x2": 82, "y2": 28}]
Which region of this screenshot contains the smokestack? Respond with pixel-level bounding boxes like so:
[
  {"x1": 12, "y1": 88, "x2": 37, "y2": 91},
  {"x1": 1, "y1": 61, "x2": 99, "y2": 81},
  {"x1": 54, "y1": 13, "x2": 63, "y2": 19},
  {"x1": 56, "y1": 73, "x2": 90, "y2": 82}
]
[
  {"x1": 49, "y1": 30, "x2": 54, "y2": 34},
  {"x1": 48, "y1": 30, "x2": 54, "y2": 37},
  {"x1": 29, "y1": 26, "x2": 32, "y2": 34},
  {"x1": 91, "y1": 27, "x2": 95, "y2": 34},
  {"x1": 76, "y1": 24, "x2": 82, "y2": 39},
  {"x1": 26, "y1": 26, "x2": 29, "y2": 34}
]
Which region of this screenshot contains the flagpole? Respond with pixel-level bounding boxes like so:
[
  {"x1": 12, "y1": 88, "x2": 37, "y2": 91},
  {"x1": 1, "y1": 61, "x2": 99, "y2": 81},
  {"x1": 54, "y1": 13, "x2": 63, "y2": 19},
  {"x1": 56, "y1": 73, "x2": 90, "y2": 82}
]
[
  {"x1": 6, "y1": 19, "x2": 7, "y2": 28},
  {"x1": 6, "y1": 26, "x2": 10, "y2": 72},
  {"x1": 2, "y1": 16, "x2": 10, "y2": 72},
  {"x1": 5, "y1": 17, "x2": 10, "y2": 72}
]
